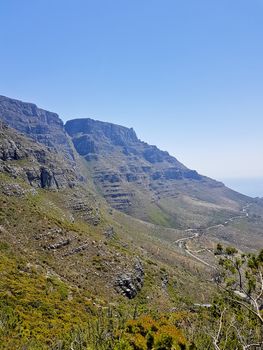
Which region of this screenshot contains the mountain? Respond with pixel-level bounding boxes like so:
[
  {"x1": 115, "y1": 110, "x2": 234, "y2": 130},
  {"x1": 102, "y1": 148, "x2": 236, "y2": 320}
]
[
  {"x1": 1, "y1": 97, "x2": 213, "y2": 307},
  {"x1": 0, "y1": 95, "x2": 249, "y2": 229},
  {"x1": 65, "y1": 118, "x2": 249, "y2": 228},
  {"x1": 0, "y1": 95, "x2": 263, "y2": 348},
  {"x1": 1, "y1": 95, "x2": 261, "y2": 250}
]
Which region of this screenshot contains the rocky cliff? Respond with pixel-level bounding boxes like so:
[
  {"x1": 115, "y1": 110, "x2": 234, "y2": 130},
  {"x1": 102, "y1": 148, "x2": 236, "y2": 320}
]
[
  {"x1": 65, "y1": 118, "x2": 207, "y2": 222},
  {"x1": 0, "y1": 95, "x2": 74, "y2": 160},
  {"x1": 65, "y1": 118, "x2": 187, "y2": 168},
  {"x1": 0, "y1": 121, "x2": 78, "y2": 190},
  {"x1": 65, "y1": 118, "x2": 247, "y2": 227}
]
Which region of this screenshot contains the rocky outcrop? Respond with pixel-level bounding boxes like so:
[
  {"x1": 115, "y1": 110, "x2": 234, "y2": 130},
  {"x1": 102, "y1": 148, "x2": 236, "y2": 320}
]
[
  {"x1": 65, "y1": 118, "x2": 138, "y2": 148},
  {"x1": 65, "y1": 118, "x2": 183, "y2": 166},
  {"x1": 0, "y1": 124, "x2": 78, "y2": 190},
  {"x1": 0, "y1": 183, "x2": 36, "y2": 197},
  {"x1": 0, "y1": 95, "x2": 74, "y2": 160},
  {"x1": 69, "y1": 197, "x2": 101, "y2": 225},
  {"x1": 45, "y1": 239, "x2": 71, "y2": 250},
  {"x1": 115, "y1": 260, "x2": 144, "y2": 298},
  {"x1": 72, "y1": 135, "x2": 96, "y2": 155},
  {"x1": 64, "y1": 243, "x2": 89, "y2": 257},
  {"x1": 25, "y1": 167, "x2": 75, "y2": 189},
  {"x1": 104, "y1": 226, "x2": 115, "y2": 239},
  {"x1": 0, "y1": 124, "x2": 27, "y2": 161},
  {"x1": 164, "y1": 168, "x2": 201, "y2": 180},
  {"x1": 161, "y1": 272, "x2": 169, "y2": 289},
  {"x1": 143, "y1": 146, "x2": 172, "y2": 164}
]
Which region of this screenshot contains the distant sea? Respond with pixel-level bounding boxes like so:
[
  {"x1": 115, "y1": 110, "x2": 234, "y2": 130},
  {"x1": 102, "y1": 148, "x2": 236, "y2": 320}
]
[{"x1": 221, "y1": 178, "x2": 263, "y2": 198}]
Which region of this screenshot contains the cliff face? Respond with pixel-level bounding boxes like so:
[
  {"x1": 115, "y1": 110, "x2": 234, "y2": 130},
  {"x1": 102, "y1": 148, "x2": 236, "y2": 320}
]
[
  {"x1": 0, "y1": 95, "x2": 74, "y2": 160},
  {"x1": 65, "y1": 118, "x2": 204, "y2": 218},
  {"x1": 65, "y1": 118, "x2": 139, "y2": 148},
  {"x1": 64, "y1": 118, "x2": 247, "y2": 228},
  {"x1": 0, "y1": 122, "x2": 78, "y2": 190},
  {"x1": 0, "y1": 95, "x2": 248, "y2": 229},
  {"x1": 65, "y1": 118, "x2": 187, "y2": 168}
]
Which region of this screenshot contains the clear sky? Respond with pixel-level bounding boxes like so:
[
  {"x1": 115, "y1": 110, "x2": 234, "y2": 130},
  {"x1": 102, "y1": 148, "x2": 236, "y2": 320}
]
[{"x1": 1, "y1": 0, "x2": 263, "y2": 193}]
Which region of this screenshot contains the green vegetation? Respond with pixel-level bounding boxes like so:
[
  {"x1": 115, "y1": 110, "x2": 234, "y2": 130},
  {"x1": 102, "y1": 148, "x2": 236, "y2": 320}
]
[
  {"x1": 0, "y1": 244, "x2": 188, "y2": 349},
  {"x1": 0, "y1": 250, "x2": 88, "y2": 348},
  {"x1": 1, "y1": 239, "x2": 262, "y2": 349}
]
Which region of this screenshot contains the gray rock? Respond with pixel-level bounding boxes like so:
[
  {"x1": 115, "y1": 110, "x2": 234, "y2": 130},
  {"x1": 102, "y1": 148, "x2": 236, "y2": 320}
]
[
  {"x1": 72, "y1": 135, "x2": 96, "y2": 156},
  {"x1": 40, "y1": 168, "x2": 57, "y2": 189},
  {"x1": 161, "y1": 273, "x2": 169, "y2": 289},
  {"x1": 64, "y1": 243, "x2": 89, "y2": 256},
  {"x1": 46, "y1": 239, "x2": 71, "y2": 250},
  {"x1": 104, "y1": 226, "x2": 115, "y2": 239},
  {"x1": 1, "y1": 183, "x2": 25, "y2": 197},
  {"x1": 143, "y1": 146, "x2": 169, "y2": 164},
  {"x1": 0, "y1": 95, "x2": 75, "y2": 161},
  {"x1": 0, "y1": 125, "x2": 79, "y2": 190},
  {"x1": 65, "y1": 118, "x2": 138, "y2": 147},
  {"x1": 115, "y1": 259, "x2": 144, "y2": 299}
]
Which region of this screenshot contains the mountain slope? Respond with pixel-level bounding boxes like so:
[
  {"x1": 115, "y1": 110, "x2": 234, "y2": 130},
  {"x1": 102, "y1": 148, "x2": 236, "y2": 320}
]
[
  {"x1": 65, "y1": 118, "x2": 249, "y2": 228},
  {"x1": 0, "y1": 118, "x2": 214, "y2": 307}
]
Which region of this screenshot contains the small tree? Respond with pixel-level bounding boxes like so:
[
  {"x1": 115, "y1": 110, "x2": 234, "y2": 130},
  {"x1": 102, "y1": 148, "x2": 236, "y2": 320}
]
[
  {"x1": 208, "y1": 245, "x2": 263, "y2": 349},
  {"x1": 216, "y1": 246, "x2": 263, "y2": 324}
]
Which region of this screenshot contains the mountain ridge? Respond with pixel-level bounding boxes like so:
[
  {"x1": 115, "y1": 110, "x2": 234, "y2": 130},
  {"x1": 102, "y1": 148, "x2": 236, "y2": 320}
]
[{"x1": 0, "y1": 95, "x2": 250, "y2": 229}]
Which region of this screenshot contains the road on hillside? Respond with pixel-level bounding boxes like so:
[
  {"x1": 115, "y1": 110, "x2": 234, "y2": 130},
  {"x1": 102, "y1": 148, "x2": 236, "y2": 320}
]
[{"x1": 173, "y1": 203, "x2": 252, "y2": 269}]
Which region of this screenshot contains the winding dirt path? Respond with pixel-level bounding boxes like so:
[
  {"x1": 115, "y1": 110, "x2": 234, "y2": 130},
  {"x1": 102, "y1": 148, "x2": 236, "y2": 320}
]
[{"x1": 173, "y1": 203, "x2": 252, "y2": 269}]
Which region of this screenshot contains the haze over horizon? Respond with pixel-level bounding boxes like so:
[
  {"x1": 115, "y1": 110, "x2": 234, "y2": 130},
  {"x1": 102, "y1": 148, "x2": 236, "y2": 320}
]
[{"x1": 1, "y1": 0, "x2": 262, "y2": 194}]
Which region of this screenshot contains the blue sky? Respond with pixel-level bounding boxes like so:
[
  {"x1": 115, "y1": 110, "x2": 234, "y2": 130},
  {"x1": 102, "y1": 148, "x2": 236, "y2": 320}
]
[{"x1": 1, "y1": 0, "x2": 263, "y2": 194}]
